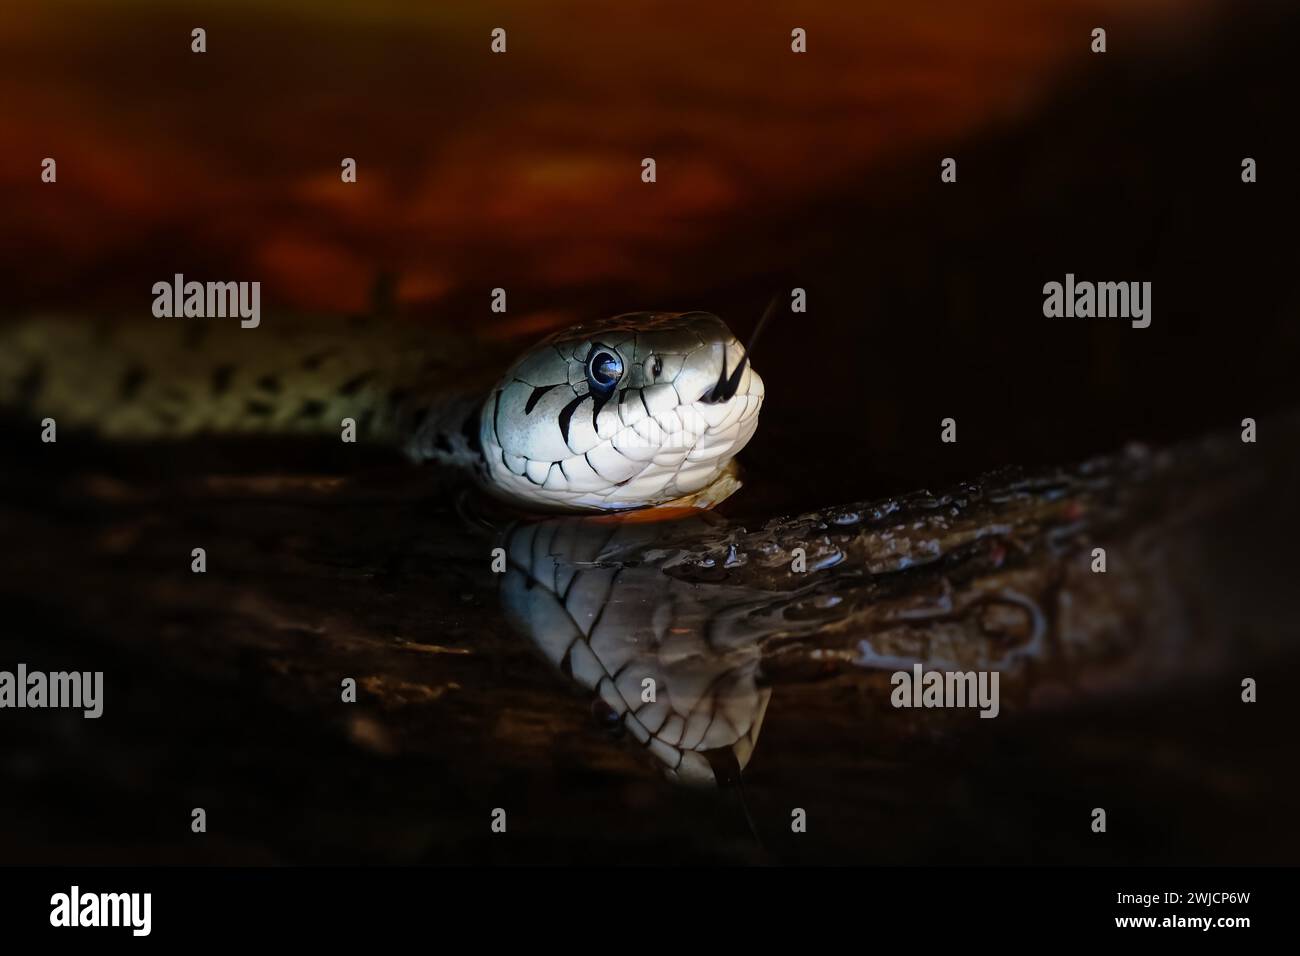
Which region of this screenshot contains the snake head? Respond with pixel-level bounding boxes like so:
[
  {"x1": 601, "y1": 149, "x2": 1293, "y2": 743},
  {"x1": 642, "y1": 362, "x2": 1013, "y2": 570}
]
[{"x1": 480, "y1": 312, "x2": 764, "y2": 513}]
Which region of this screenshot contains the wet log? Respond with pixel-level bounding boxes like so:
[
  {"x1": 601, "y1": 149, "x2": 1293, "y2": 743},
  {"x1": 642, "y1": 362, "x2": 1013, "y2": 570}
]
[{"x1": 0, "y1": 413, "x2": 1295, "y2": 863}]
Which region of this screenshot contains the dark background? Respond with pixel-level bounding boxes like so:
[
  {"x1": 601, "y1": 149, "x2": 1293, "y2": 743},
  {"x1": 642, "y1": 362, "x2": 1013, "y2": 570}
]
[
  {"x1": 2, "y1": 1, "x2": 1296, "y2": 507},
  {"x1": 1, "y1": 0, "x2": 1297, "y2": 865}
]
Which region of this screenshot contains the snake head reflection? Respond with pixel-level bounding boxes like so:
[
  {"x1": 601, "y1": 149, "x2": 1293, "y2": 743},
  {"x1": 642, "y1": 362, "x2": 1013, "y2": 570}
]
[{"x1": 499, "y1": 515, "x2": 773, "y2": 787}]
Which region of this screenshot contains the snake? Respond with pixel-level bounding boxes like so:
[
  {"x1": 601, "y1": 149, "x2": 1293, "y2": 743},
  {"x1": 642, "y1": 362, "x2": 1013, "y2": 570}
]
[
  {"x1": 501, "y1": 515, "x2": 776, "y2": 787},
  {"x1": 0, "y1": 310, "x2": 765, "y2": 514},
  {"x1": 1, "y1": 308, "x2": 772, "y2": 787},
  {"x1": 3, "y1": 313, "x2": 1282, "y2": 794}
]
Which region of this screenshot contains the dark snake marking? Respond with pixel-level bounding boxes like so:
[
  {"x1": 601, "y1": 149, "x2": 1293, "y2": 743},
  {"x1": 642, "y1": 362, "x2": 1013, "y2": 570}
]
[
  {"x1": 211, "y1": 364, "x2": 235, "y2": 395},
  {"x1": 525, "y1": 382, "x2": 561, "y2": 415},
  {"x1": 119, "y1": 365, "x2": 148, "y2": 400},
  {"x1": 556, "y1": 393, "x2": 585, "y2": 447},
  {"x1": 338, "y1": 371, "x2": 375, "y2": 396},
  {"x1": 301, "y1": 349, "x2": 336, "y2": 371}
]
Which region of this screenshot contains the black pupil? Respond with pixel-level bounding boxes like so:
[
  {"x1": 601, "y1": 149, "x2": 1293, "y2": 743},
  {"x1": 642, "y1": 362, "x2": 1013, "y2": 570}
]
[{"x1": 589, "y1": 351, "x2": 622, "y2": 387}]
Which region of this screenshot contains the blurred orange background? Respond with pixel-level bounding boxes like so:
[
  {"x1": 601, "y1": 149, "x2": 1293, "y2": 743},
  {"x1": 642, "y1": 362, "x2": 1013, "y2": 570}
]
[{"x1": 0, "y1": 0, "x2": 1221, "y2": 321}]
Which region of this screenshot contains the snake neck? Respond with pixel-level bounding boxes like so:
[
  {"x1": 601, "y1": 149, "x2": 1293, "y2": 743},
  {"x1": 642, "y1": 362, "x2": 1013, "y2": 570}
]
[
  {"x1": 0, "y1": 314, "x2": 497, "y2": 466},
  {"x1": 0, "y1": 311, "x2": 762, "y2": 514},
  {"x1": 401, "y1": 391, "x2": 489, "y2": 477}
]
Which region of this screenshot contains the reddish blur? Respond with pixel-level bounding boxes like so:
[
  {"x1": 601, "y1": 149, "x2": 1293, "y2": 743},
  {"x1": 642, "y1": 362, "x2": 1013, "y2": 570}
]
[{"x1": 0, "y1": 0, "x2": 1218, "y2": 323}]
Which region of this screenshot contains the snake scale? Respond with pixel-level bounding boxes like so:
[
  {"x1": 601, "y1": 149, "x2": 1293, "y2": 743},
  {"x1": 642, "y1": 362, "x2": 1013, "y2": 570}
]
[
  {"x1": 0, "y1": 311, "x2": 764, "y2": 513},
  {"x1": 0, "y1": 309, "x2": 775, "y2": 786},
  {"x1": 2, "y1": 313, "x2": 1290, "y2": 791}
]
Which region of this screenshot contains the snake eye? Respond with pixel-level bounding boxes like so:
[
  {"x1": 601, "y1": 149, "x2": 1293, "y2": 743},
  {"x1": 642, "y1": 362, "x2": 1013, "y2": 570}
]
[{"x1": 585, "y1": 346, "x2": 623, "y2": 395}]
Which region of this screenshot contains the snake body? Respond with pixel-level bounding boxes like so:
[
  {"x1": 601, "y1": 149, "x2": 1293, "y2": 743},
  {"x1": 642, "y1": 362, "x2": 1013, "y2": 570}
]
[{"x1": 0, "y1": 311, "x2": 763, "y2": 513}]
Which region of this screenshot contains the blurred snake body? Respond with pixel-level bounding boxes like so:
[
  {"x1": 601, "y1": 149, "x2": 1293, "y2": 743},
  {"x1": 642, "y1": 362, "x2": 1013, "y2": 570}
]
[{"x1": 0, "y1": 311, "x2": 764, "y2": 513}]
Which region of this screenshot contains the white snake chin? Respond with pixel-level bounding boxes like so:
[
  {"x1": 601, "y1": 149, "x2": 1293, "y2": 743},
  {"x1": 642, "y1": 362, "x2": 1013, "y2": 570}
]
[{"x1": 479, "y1": 312, "x2": 764, "y2": 513}]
